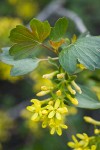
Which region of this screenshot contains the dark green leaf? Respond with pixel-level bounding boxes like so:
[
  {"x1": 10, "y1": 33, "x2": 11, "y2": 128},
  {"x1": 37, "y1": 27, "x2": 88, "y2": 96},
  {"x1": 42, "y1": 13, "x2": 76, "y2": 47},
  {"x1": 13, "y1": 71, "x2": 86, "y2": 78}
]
[
  {"x1": 9, "y1": 18, "x2": 51, "y2": 59},
  {"x1": 50, "y1": 17, "x2": 68, "y2": 41},
  {"x1": 76, "y1": 85, "x2": 100, "y2": 109},
  {"x1": 1, "y1": 47, "x2": 40, "y2": 76},
  {"x1": 59, "y1": 36, "x2": 100, "y2": 74}
]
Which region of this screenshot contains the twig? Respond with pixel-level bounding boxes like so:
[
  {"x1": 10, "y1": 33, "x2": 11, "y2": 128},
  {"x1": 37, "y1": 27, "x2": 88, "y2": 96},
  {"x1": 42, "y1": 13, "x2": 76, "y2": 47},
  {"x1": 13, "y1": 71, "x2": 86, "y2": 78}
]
[
  {"x1": 41, "y1": 43, "x2": 54, "y2": 53},
  {"x1": 40, "y1": 57, "x2": 58, "y2": 61}
]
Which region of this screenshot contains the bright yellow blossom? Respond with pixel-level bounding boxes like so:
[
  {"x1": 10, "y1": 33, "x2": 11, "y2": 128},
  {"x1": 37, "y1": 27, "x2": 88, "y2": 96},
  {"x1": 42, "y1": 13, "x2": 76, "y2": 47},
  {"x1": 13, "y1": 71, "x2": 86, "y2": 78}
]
[
  {"x1": 47, "y1": 99, "x2": 68, "y2": 120},
  {"x1": 27, "y1": 99, "x2": 42, "y2": 121},
  {"x1": 49, "y1": 118, "x2": 68, "y2": 136},
  {"x1": 68, "y1": 133, "x2": 97, "y2": 150},
  {"x1": 27, "y1": 70, "x2": 82, "y2": 136}
]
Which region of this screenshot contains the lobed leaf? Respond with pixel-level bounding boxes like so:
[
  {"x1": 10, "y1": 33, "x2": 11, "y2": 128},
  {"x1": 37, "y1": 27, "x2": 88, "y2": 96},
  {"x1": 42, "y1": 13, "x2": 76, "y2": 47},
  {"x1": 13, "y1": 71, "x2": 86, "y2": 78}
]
[
  {"x1": 59, "y1": 36, "x2": 100, "y2": 74},
  {"x1": 30, "y1": 18, "x2": 51, "y2": 42},
  {"x1": 0, "y1": 47, "x2": 40, "y2": 76},
  {"x1": 50, "y1": 17, "x2": 68, "y2": 41},
  {"x1": 9, "y1": 18, "x2": 51, "y2": 60}
]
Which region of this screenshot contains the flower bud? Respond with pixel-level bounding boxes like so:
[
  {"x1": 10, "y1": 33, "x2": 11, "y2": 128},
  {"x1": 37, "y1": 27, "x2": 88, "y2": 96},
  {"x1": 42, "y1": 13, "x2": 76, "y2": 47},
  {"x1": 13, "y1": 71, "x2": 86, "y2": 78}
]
[
  {"x1": 42, "y1": 71, "x2": 58, "y2": 79},
  {"x1": 67, "y1": 85, "x2": 76, "y2": 95},
  {"x1": 56, "y1": 90, "x2": 62, "y2": 96},
  {"x1": 66, "y1": 94, "x2": 78, "y2": 105},
  {"x1": 42, "y1": 110, "x2": 48, "y2": 115},
  {"x1": 84, "y1": 116, "x2": 100, "y2": 126},
  {"x1": 94, "y1": 129, "x2": 100, "y2": 134},
  {"x1": 71, "y1": 81, "x2": 82, "y2": 94},
  {"x1": 48, "y1": 100, "x2": 54, "y2": 105},
  {"x1": 36, "y1": 90, "x2": 50, "y2": 96},
  {"x1": 57, "y1": 73, "x2": 65, "y2": 79},
  {"x1": 41, "y1": 86, "x2": 53, "y2": 91}
]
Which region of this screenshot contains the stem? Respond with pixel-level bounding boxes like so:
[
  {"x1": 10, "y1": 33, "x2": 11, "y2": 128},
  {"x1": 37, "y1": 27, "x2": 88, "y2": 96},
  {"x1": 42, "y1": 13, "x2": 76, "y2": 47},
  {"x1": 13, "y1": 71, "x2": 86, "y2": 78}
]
[
  {"x1": 41, "y1": 43, "x2": 55, "y2": 53},
  {"x1": 40, "y1": 57, "x2": 59, "y2": 61}
]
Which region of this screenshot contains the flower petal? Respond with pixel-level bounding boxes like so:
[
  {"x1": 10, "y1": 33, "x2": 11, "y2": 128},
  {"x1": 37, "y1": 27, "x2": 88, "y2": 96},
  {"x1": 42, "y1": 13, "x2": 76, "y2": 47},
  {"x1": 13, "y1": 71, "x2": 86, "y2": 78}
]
[
  {"x1": 31, "y1": 112, "x2": 38, "y2": 121},
  {"x1": 56, "y1": 112, "x2": 62, "y2": 120},
  {"x1": 54, "y1": 99, "x2": 60, "y2": 109},
  {"x1": 27, "y1": 106, "x2": 35, "y2": 112},
  {"x1": 48, "y1": 111, "x2": 55, "y2": 118},
  {"x1": 56, "y1": 127, "x2": 62, "y2": 136}
]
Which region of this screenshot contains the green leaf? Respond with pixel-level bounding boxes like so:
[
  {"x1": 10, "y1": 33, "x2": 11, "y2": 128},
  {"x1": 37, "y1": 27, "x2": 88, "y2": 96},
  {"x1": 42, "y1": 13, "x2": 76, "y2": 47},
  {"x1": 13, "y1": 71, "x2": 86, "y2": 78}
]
[
  {"x1": 9, "y1": 18, "x2": 51, "y2": 59},
  {"x1": 76, "y1": 85, "x2": 100, "y2": 109},
  {"x1": 30, "y1": 18, "x2": 51, "y2": 42},
  {"x1": 0, "y1": 47, "x2": 40, "y2": 76},
  {"x1": 50, "y1": 17, "x2": 68, "y2": 41},
  {"x1": 59, "y1": 36, "x2": 100, "y2": 74}
]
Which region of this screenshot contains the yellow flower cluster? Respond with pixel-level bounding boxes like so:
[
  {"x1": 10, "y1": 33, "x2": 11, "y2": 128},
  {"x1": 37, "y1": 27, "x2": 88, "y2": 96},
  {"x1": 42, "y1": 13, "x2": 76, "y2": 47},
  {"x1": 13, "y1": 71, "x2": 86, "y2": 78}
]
[
  {"x1": 27, "y1": 98, "x2": 68, "y2": 136},
  {"x1": 27, "y1": 71, "x2": 81, "y2": 135},
  {"x1": 68, "y1": 133, "x2": 96, "y2": 150}
]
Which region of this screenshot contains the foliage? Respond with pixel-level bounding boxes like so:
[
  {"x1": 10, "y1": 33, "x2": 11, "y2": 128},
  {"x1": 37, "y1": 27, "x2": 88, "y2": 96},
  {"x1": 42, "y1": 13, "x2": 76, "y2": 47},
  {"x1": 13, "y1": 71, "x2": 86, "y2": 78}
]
[{"x1": 0, "y1": 11, "x2": 100, "y2": 149}]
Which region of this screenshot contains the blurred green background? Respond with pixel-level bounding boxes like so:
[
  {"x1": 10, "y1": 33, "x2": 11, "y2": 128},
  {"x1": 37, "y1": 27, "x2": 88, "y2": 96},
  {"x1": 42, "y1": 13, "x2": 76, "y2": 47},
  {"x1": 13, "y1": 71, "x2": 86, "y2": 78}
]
[{"x1": 0, "y1": 0, "x2": 100, "y2": 150}]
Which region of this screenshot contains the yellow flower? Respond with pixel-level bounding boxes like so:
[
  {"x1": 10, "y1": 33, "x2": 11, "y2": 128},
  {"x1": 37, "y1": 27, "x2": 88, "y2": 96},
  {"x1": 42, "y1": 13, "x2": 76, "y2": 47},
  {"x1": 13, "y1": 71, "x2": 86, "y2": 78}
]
[
  {"x1": 76, "y1": 133, "x2": 90, "y2": 147},
  {"x1": 47, "y1": 99, "x2": 68, "y2": 120},
  {"x1": 68, "y1": 133, "x2": 92, "y2": 150},
  {"x1": 27, "y1": 99, "x2": 42, "y2": 121},
  {"x1": 49, "y1": 118, "x2": 68, "y2": 136}
]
